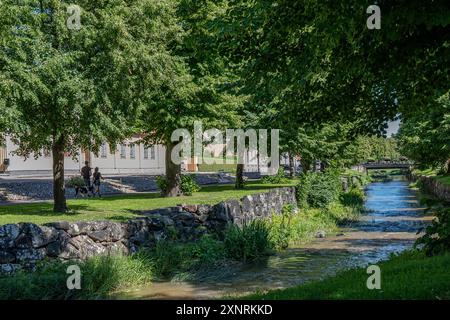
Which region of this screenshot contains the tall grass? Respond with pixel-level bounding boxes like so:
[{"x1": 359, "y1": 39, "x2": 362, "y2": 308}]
[
  {"x1": 0, "y1": 253, "x2": 154, "y2": 300},
  {"x1": 224, "y1": 220, "x2": 274, "y2": 262}
]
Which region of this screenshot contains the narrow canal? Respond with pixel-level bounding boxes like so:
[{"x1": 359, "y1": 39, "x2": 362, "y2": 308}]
[{"x1": 120, "y1": 179, "x2": 432, "y2": 299}]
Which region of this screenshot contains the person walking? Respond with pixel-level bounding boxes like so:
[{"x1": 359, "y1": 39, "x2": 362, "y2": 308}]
[
  {"x1": 92, "y1": 167, "x2": 103, "y2": 197},
  {"x1": 81, "y1": 161, "x2": 92, "y2": 195}
]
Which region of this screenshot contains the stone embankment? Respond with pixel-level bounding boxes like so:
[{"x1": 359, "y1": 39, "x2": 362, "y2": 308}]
[{"x1": 0, "y1": 187, "x2": 297, "y2": 274}]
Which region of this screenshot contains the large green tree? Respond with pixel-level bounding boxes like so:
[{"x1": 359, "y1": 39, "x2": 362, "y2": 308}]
[
  {"x1": 138, "y1": 0, "x2": 244, "y2": 195},
  {"x1": 0, "y1": 0, "x2": 186, "y2": 211},
  {"x1": 397, "y1": 92, "x2": 450, "y2": 173},
  {"x1": 213, "y1": 0, "x2": 449, "y2": 136}
]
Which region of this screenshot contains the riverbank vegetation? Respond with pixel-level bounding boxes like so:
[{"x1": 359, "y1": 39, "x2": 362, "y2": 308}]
[
  {"x1": 244, "y1": 251, "x2": 450, "y2": 300},
  {"x1": 246, "y1": 203, "x2": 450, "y2": 300},
  {"x1": 244, "y1": 178, "x2": 450, "y2": 301}
]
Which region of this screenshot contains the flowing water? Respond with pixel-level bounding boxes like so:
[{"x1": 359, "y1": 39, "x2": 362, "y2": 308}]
[{"x1": 119, "y1": 179, "x2": 432, "y2": 300}]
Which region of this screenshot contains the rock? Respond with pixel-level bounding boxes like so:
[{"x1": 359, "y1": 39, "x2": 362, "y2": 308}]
[
  {"x1": 0, "y1": 263, "x2": 21, "y2": 274},
  {"x1": 15, "y1": 248, "x2": 46, "y2": 262},
  {"x1": 87, "y1": 229, "x2": 110, "y2": 242},
  {"x1": 45, "y1": 221, "x2": 70, "y2": 231},
  {"x1": 0, "y1": 224, "x2": 22, "y2": 249},
  {"x1": 67, "y1": 235, "x2": 107, "y2": 259},
  {"x1": 170, "y1": 211, "x2": 194, "y2": 221},
  {"x1": 195, "y1": 205, "x2": 212, "y2": 222},
  {"x1": 182, "y1": 204, "x2": 198, "y2": 213},
  {"x1": 21, "y1": 223, "x2": 59, "y2": 248},
  {"x1": 209, "y1": 202, "x2": 233, "y2": 222},
  {"x1": 56, "y1": 242, "x2": 81, "y2": 260},
  {"x1": 104, "y1": 241, "x2": 129, "y2": 256},
  {"x1": 315, "y1": 231, "x2": 326, "y2": 238},
  {"x1": 0, "y1": 224, "x2": 21, "y2": 240},
  {"x1": 241, "y1": 195, "x2": 254, "y2": 216},
  {"x1": 0, "y1": 251, "x2": 15, "y2": 263}
]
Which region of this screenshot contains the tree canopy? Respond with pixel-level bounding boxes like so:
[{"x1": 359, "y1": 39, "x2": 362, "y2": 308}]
[{"x1": 0, "y1": 0, "x2": 190, "y2": 210}]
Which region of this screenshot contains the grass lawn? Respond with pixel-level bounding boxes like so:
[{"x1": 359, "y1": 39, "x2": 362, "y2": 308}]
[
  {"x1": 435, "y1": 175, "x2": 450, "y2": 187},
  {"x1": 244, "y1": 251, "x2": 450, "y2": 300},
  {"x1": 413, "y1": 168, "x2": 450, "y2": 187},
  {"x1": 0, "y1": 180, "x2": 297, "y2": 225}
]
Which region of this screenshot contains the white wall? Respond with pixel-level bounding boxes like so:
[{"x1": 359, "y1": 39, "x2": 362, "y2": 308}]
[
  {"x1": 4, "y1": 136, "x2": 166, "y2": 175},
  {"x1": 5, "y1": 136, "x2": 81, "y2": 173}
]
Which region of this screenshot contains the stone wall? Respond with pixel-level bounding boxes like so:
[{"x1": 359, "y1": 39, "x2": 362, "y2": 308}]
[
  {"x1": 0, "y1": 187, "x2": 297, "y2": 274},
  {"x1": 416, "y1": 175, "x2": 450, "y2": 202}
]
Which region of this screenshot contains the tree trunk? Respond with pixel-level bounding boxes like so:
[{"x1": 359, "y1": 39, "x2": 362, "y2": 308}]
[
  {"x1": 301, "y1": 159, "x2": 311, "y2": 173},
  {"x1": 52, "y1": 137, "x2": 67, "y2": 212},
  {"x1": 235, "y1": 163, "x2": 245, "y2": 189},
  {"x1": 289, "y1": 154, "x2": 295, "y2": 177},
  {"x1": 164, "y1": 142, "x2": 182, "y2": 197}
]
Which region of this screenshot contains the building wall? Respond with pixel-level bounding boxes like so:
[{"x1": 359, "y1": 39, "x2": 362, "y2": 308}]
[
  {"x1": 2, "y1": 136, "x2": 166, "y2": 176},
  {"x1": 4, "y1": 136, "x2": 81, "y2": 173}
]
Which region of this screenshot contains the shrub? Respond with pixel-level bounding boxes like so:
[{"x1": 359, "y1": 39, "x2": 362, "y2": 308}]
[
  {"x1": 270, "y1": 204, "x2": 296, "y2": 249},
  {"x1": 155, "y1": 175, "x2": 168, "y2": 195},
  {"x1": 296, "y1": 171, "x2": 341, "y2": 209},
  {"x1": 66, "y1": 176, "x2": 86, "y2": 188},
  {"x1": 415, "y1": 207, "x2": 450, "y2": 256},
  {"x1": 149, "y1": 241, "x2": 191, "y2": 277},
  {"x1": 340, "y1": 187, "x2": 365, "y2": 209},
  {"x1": 261, "y1": 168, "x2": 289, "y2": 184},
  {"x1": 180, "y1": 174, "x2": 201, "y2": 196},
  {"x1": 224, "y1": 220, "x2": 273, "y2": 262},
  {"x1": 156, "y1": 174, "x2": 200, "y2": 196},
  {"x1": 191, "y1": 234, "x2": 225, "y2": 266},
  {"x1": 0, "y1": 253, "x2": 154, "y2": 300}
]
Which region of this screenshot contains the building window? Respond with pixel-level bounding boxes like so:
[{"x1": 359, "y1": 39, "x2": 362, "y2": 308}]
[
  {"x1": 130, "y1": 144, "x2": 136, "y2": 159},
  {"x1": 144, "y1": 145, "x2": 149, "y2": 159},
  {"x1": 150, "y1": 145, "x2": 156, "y2": 160},
  {"x1": 120, "y1": 144, "x2": 126, "y2": 159},
  {"x1": 100, "y1": 143, "x2": 107, "y2": 158}
]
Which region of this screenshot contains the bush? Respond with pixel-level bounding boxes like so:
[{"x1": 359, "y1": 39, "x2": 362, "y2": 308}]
[
  {"x1": 181, "y1": 174, "x2": 201, "y2": 196},
  {"x1": 156, "y1": 174, "x2": 201, "y2": 196},
  {"x1": 340, "y1": 187, "x2": 365, "y2": 209},
  {"x1": 415, "y1": 207, "x2": 450, "y2": 256},
  {"x1": 0, "y1": 253, "x2": 154, "y2": 300},
  {"x1": 191, "y1": 234, "x2": 226, "y2": 266},
  {"x1": 66, "y1": 176, "x2": 86, "y2": 188},
  {"x1": 149, "y1": 241, "x2": 191, "y2": 277},
  {"x1": 270, "y1": 204, "x2": 296, "y2": 249},
  {"x1": 224, "y1": 220, "x2": 273, "y2": 262},
  {"x1": 297, "y1": 171, "x2": 341, "y2": 209},
  {"x1": 155, "y1": 175, "x2": 168, "y2": 195},
  {"x1": 261, "y1": 168, "x2": 289, "y2": 184}
]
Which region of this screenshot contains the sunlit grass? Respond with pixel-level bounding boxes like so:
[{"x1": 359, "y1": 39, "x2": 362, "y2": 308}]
[{"x1": 243, "y1": 251, "x2": 450, "y2": 300}]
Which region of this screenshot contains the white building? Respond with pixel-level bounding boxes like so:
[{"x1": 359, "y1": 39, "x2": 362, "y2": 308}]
[
  {"x1": 0, "y1": 135, "x2": 284, "y2": 176},
  {"x1": 0, "y1": 135, "x2": 165, "y2": 176}
]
